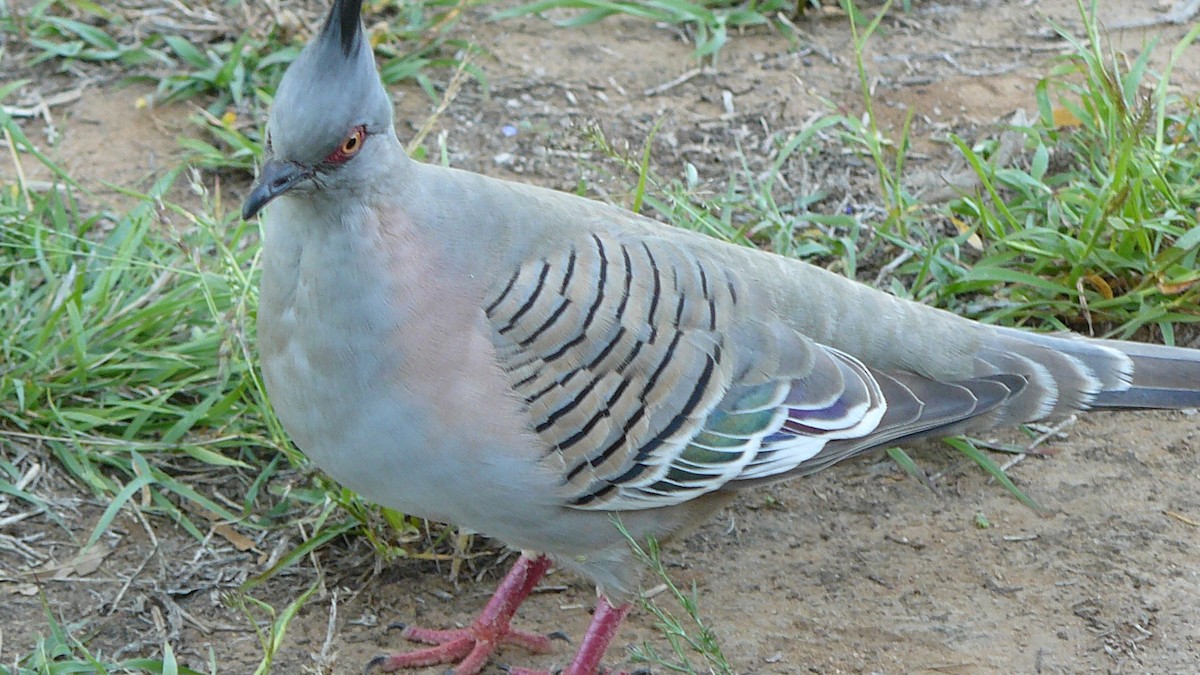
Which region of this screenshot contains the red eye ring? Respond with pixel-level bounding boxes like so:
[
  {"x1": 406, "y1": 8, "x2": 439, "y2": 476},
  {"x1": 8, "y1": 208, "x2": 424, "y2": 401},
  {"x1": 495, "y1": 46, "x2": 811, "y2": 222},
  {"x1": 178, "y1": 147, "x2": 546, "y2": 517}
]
[{"x1": 325, "y1": 125, "x2": 367, "y2": 164}]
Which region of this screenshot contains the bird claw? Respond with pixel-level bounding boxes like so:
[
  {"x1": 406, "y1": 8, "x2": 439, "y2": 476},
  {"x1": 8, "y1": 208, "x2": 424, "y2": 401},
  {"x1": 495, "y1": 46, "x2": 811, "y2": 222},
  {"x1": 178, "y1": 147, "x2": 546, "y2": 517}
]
[
  {"x1": 364, "y1": 554, "x2": 564, "y2": 674},
  {"x1": 366, "y1": 622, "x2": 557, "y2": 674}
]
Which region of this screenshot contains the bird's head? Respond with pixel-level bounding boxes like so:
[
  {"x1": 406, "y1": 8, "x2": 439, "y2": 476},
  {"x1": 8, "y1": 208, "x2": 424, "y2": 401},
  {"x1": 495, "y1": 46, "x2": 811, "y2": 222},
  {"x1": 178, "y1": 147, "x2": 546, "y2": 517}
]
[{"x1": 243, "y1": 0, "x2": 396, "y2": 220}]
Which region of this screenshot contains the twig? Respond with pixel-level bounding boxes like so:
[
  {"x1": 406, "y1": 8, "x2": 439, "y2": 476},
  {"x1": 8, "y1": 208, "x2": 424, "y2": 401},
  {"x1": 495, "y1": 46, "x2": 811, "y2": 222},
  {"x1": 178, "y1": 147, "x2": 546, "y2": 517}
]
[
  {"x1": 0, "y1": 428, "x2": 242, "y2": 449},
  {"x1": 317, "y1": 591, "x2": 339, "y2": 670},
  {"x1": 3, "y1": 126, "x2": 32, "y2": 211},
  {"x1": 409, "y1": 51, "x2": 474, "y2": 153},
  {"x1": 1000, "y1": 415, "x2": 1077, "y2": 473},
  {"x1": 938, "y1": 53, "x2": 1023, "y2": 78},
  {"x1": 1163, "y1": 510, "x2": 1198, "y2": 527},
  {"x1": 107, "y1": 545, "x2": 158, "y2": 616},
  {"x1": 14, "y1": 461, "x2": 41, "y2": 492},
  {"x1": 0, "y1": 88, "x2": 82, "y2": 118},
  {"x1": 1026, "y1": 414, "x2": 1076, "y2": 453},
  {"x1": 924, "y1": 26, "x2": 1072, "y2": 53},
  {"x1": 0, "y1": 510, "x2": 44, "y2": 529},
  {"x1": 874, "y1": 249, "x2": 914, "y2": 287},
  {"x1": 1000, "y1": 453, "x2": 1027, "y2": 472},
  {"x1": 778, "y1": 20, "x2": 840, "y2": 65},
  {"x1": 644, "y1": 67, "x2": 713, "y2": 97},
  {"x1": 1076, "y1": 277, "x2": 1095, "y2": 336},
  {"x1": 0, "y1": 533, "x2": 49, "y2": 566}
]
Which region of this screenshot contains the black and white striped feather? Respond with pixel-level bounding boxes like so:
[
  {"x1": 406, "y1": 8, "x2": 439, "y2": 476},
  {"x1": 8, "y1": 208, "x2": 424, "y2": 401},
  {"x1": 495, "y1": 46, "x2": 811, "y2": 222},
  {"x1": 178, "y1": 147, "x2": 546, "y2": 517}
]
[{"x1": 478, "y1": 228, "x2": 1200, "y2": 513}]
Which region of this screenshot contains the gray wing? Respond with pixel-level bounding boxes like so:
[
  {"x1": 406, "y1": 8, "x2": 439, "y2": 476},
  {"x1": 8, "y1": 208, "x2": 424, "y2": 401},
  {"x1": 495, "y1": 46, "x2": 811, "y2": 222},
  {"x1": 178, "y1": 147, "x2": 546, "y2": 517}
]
[{"x1": 482, "y1": 231, "x2": 1025, "y2": 511}]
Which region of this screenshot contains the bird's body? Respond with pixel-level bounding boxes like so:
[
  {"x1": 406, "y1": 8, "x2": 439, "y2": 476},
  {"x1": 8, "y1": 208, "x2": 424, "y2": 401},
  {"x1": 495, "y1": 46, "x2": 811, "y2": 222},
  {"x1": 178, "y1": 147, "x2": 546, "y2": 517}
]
[
  {"x1": 257, "y1": 157, "x2": 784, "y2": 592},
  {"x1": 245, "y1": 1, "x2": 1200, "y2": 672}
]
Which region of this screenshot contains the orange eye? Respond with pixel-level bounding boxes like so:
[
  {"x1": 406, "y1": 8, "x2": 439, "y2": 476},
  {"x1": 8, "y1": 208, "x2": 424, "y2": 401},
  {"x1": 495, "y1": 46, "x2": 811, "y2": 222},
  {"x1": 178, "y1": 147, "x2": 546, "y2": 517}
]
[{"x1": 326, "y1": 125, "x2": 367, "y2": 164}]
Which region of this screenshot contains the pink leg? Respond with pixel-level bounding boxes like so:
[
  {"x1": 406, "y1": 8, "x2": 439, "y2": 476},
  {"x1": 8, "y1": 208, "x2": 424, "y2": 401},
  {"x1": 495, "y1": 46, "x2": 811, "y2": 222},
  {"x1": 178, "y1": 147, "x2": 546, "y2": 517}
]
[
  {"x1": 366, "y1": 553, "x2": 559, "y2": 674},
  {"x1": 508, "y1": 595, "x2": 633, "y2": 675}
]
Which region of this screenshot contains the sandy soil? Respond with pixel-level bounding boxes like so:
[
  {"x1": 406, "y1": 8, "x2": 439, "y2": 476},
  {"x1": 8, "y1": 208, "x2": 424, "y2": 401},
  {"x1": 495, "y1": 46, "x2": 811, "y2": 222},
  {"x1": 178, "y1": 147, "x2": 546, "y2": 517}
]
[{"x1": 3, "y1": 1, "x2": 1199, "y2": 673}]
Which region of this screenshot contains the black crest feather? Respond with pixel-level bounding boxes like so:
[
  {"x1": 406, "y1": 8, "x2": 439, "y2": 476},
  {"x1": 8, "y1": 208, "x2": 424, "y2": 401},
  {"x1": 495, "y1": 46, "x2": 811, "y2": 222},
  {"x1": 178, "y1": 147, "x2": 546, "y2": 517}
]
[{"x1": 322, "y1": 0, "x2": 364, "y2": 57}]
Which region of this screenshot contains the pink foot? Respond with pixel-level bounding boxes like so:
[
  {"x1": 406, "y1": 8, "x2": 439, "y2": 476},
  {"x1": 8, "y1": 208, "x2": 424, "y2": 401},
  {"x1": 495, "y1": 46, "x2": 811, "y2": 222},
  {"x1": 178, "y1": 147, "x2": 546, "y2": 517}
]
[
  {"x1": 366, "y1": 554, "x2": 560, "y2": 674},
  {"x1": 507, "y1": 595, "x2": 633, "y2": 675}
]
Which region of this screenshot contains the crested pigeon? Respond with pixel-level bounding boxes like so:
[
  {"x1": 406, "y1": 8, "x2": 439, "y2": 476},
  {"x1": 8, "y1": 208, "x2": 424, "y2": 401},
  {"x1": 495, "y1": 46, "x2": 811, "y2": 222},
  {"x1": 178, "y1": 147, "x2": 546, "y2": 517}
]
[{"x1": 243, "y1": 1, "x2": 1200, "y2": 673}]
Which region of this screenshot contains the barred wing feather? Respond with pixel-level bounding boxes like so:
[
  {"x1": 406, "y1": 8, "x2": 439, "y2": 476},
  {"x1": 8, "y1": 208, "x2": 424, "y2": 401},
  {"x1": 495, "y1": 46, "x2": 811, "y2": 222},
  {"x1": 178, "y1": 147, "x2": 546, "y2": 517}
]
[{"x1": 483, "y1": 232, "x2": 1025, "y2": 511}]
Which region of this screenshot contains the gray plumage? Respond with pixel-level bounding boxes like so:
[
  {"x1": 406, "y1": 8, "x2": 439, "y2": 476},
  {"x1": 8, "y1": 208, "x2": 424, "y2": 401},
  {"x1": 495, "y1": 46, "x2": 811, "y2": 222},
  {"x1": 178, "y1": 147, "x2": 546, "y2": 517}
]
[{"x1": 245, "y1": 0, "x2": 1200, "y2": 670}]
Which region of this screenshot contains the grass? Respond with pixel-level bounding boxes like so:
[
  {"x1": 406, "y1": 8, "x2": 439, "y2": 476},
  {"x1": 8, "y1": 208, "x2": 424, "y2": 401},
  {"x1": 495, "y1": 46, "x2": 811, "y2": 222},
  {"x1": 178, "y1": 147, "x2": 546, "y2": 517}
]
[
  {"x1": 2, "y1": 0, "x2": 482, "y2": 179},
  {"x1": 2, "y1": 0, "x2": 1199, "y2": 672},
  {"x1": 0, "y1": 123, "x2": 270, "y2": 539},
  {"x1": 616, "y1": 521, "x2": 733, "y2": 674},
  {"x1": 936, "y1": 7, "x2": 1200, "y2": 340},
  {"x1": 5, "y1": 603, "x2": 204, "y2": 675}
]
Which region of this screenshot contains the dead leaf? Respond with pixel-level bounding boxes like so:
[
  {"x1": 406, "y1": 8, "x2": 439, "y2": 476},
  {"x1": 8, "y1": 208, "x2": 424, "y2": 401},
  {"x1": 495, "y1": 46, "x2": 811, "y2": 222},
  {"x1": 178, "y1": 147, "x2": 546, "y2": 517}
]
[
  {"x1": 213, "y1": 523, "x2": 255, "y2": 552},
  {"x1": 1052, "y1": 106, "x2": 1083, "y2": 128},
  {"x1": 8, "y1": 582, "x2": 40, "y2": 596},
  {"x1": 951, "y1": 215, "x2": 984, "y2": 251},
  {"x1": 179, "y1": 500, "x2": 258, "y2": 552},
  {"x1": 1081, "y1": 274, "x2": 1115, "y2": 300},
  {"x1": 1158, "y1": 278, "x2": 1200, "y2": 295},
  {"x1": 24, "y1": 543, "x2": 110, "y2": 580}
]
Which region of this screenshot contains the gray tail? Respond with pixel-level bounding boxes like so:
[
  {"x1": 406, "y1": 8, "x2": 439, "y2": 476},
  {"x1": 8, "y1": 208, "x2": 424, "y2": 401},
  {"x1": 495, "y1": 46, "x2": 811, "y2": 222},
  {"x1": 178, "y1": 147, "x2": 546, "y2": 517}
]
[
  {"x1": 977, "y1": 327, "x2": 1200, "y2": 426},
  {"x1": 1088, "y1": 338, "x2": 1200, "y2": 409}
]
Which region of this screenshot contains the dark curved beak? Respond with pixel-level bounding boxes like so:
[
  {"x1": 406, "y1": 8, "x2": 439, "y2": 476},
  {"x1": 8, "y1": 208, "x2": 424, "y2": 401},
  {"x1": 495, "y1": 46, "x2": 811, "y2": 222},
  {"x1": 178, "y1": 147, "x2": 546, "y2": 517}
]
[{"x1": 242, "y1": 159, "x2": 310, "y2": 220}]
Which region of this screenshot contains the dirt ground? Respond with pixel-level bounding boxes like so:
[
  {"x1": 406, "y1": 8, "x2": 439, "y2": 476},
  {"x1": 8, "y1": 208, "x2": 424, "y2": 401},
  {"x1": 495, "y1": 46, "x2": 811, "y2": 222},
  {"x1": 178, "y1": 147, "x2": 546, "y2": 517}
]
[{"x1": 3, "y1": 1, "x2": 1200, "y2": 673}]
